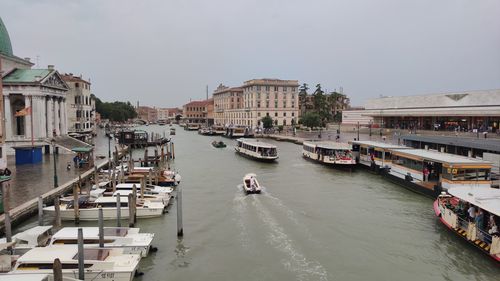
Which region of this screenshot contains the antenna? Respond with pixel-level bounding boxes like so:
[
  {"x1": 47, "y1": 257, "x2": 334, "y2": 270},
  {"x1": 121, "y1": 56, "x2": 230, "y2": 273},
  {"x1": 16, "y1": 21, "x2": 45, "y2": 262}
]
[
  {"x1": 206, "y1": 85, "x2": 208, "y2": 100},
  {"x1": 35, "y1": 55, "x2": 40, "y2": 68}
]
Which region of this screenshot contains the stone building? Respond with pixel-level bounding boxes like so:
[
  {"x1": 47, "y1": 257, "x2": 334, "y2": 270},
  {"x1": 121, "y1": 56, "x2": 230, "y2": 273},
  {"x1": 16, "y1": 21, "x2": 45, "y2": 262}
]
[
  {"x1": 213, "y1": 79, "x2": 299, "y2": 128},
  {"x1": 137, "y1": 106, "x2": 158, "y2": 123},
  {"x1": 183, "y1": 99, "x2": 214, "y2": 125},
  {"x1": 61, "y1": 74, "x2": 95, "y2": 136},
  {"x1": 342, "y1": 89, "x2": 500, "y2": 132},
  {"x1": 1, "y1": 17, "x2": 69, "y2": 157},
  {"x1": 213, "y1": 84, "x2": 243, "y2": 126}
]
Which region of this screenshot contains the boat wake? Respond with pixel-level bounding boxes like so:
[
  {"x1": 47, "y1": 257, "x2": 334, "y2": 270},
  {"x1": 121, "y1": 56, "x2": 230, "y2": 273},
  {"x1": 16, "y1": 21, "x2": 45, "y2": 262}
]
[
  {"x1": 252, "y1": 197, "x2": 329, "y2": 281},
  {"x1": 233, "y1": 186, "x2": 250, "y2": 250}
]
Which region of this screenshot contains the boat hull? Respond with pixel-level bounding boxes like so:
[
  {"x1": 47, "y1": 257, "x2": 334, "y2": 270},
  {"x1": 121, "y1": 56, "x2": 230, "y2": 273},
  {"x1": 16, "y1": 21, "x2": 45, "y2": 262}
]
[
  {"x1": 382, "y1": 170, "x2": 440, "y2": 198},
  {"x1": 235, "y1": 149, "x2": 277, "y2": 162},
  {"x1": 434, "y1": 199, "x2": 500, "y2": 263},
  {"x1": 302, "y1": 153, "x2": 356, "y2": 167},
  {"x1": 10, "y1": 270, "x2": 136, "y2": 281}
]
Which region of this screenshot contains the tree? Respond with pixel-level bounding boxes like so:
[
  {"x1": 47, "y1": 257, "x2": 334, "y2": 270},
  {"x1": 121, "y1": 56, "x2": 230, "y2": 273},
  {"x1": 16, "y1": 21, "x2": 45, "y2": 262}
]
[
  {"x1": 298, "y1": 83, "x2": 309, "y2": 114},
  {"x1": 95, "y1": 96, "x2": 137, "y2": 122},
  {"x1": 261, "y1": 116, "x2": 273, "y2": 129},
  {"x1": 300, "y1": 112, "x2": 322, "y2": 129}
]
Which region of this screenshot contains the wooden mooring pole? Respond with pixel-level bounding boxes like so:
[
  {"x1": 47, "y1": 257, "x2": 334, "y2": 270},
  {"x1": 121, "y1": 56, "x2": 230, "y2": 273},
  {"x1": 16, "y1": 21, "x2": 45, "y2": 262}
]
[
  {"x1": 116, "y1": 193, "x2": 121, "y2": 227},
  {"x1": 77, "y1": 228, "x2": 85, "y2": 280},
  {"x1": 54, "y1": 197, "x2": 61, "y2": 228},
  {"x1": 38, "y1": 196, "x2": 44, "y2": 226},
  {"x1": 177, "y1": 186, "x2": 183, "y2": 237},
  {"x1": 172, "y1": 142, "x2": 175, "y2": 159},
  {"x1": 73, "y1": 183, "x2": 80, "y2": 224},
  {"x1": 128, "y1": 193, "x2": 134, "y2": 227},
  {"x1": 53, "y1": 258, "x2": 63, "y2": 281},
  {"x1": 98, "y1": 207, "x2": 104, "y2": 247}
]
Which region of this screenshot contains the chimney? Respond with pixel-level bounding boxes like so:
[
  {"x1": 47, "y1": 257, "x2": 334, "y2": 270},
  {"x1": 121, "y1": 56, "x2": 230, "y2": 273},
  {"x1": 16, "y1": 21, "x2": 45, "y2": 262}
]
[
  {"x1": 24, "y1": 57, "x2": 31, "y2": 62},
  {"x1": 34, "y1": 75, "x2": 42, "y2": 81},
  {"x1": 48, "y1": 65, "x2": 55, "y2": 70}
]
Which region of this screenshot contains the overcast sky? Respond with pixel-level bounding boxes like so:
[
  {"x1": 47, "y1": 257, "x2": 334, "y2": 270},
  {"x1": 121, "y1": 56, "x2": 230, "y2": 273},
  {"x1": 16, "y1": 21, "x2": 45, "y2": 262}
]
[{"x1": 2, "y1": 0, "x2": 499, "y2": 107}]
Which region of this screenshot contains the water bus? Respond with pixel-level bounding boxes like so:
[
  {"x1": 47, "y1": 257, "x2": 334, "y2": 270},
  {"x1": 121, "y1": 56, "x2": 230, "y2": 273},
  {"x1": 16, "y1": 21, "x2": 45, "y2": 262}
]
[
  {"x1": 10, "y1": 246, "x2": 140, "y2": 281},
  {"x1": 212, "y1": 125, "x2": 225, "y2": 135},
  {"x1": 386, "y1": 148, "x2": 492, "y2": 198},
  {"x1": 302, "y1": 141, "x2": 356, "y2": 166},
  {"x1": 350, "y1": 140, "x2": 410, "y2": 172},
  {"x1": 49, "y1": 227, "x2": 154, "y2": 257},
  {"x1": 185, "y1": 123, "x2": 200, "y2": 131},
  {"x1": 226, "y1": 127, "x2": 249, "y2": 138},
  {"x1": 235, "y1": 139, "x2": 278, "y2": 162},
  {"x1": 434, "y1": 187, "x2": 500, "y2": 262}
]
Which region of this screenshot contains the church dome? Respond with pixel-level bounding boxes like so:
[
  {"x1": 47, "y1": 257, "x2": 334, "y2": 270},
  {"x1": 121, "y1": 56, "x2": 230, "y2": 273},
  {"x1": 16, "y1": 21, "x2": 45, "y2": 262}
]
[{"x1": 0, "y1": 17, "x2": 14, "y2": 57}]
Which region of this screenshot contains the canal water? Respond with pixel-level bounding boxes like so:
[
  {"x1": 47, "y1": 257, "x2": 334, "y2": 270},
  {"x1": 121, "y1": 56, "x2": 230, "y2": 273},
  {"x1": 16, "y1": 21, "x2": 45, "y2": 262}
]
[{"x1": 17, "y1": 125, "x2": 500, "y2": 280}]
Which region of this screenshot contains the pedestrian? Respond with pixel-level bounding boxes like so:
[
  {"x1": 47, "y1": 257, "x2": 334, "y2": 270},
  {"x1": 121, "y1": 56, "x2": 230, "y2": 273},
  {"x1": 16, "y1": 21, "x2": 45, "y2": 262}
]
[
  {"x1": 423, "y1": 167, "x2": 429, "y2": 182},
  {"x1": 468, "y1": 205, "x2": 476, "y2": 222},
  {"x1": 4, "y1": 167, "x2": 11, "y2": 176}
]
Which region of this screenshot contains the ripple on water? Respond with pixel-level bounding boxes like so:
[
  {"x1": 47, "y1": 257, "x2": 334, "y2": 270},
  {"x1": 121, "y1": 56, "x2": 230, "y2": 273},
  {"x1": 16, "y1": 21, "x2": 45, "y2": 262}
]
[{"x1": 252, "y1": 197, "x2": 329, "y2": 281}]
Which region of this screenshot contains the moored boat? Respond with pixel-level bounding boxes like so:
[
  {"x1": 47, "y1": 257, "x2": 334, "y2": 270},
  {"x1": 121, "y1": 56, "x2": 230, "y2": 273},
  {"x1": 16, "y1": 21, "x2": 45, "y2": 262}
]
[
  {"x1": 170, "y1": 128, "x2": 176, "y2": 135},
  {"x1": 10, "y1": 246, "x2": 141, "y2": 281},
  {"x1": 434, "y1": 187, "x2": 500, "y2": 262},
  {"x1": 43, "y1": 196, "x2": 165, "y2": 221},
  {"x1": 185, "y1": 123, "x2": 199, "y2": 131},
  {"x1": 242, "y1": 173, "x2": 262, "y2": 194},
  {"x1": 0, "y1": 226, "x2": 52, "y2": 254},
  {"x1": 49, "y1": 227, "x2": 154, "y2": 257},
  {"x1": 235, "y1": 139, "x2": 278, "y2": 162},
  {"x1": 302, "y1": 141, "x2": 356, "y2": 166},
  {"x1": 212, "y1": 125, "x2": 225, "y2": 135},
  {"x1": 386, "y1": 149, "x2": 492, "y2": 198}
]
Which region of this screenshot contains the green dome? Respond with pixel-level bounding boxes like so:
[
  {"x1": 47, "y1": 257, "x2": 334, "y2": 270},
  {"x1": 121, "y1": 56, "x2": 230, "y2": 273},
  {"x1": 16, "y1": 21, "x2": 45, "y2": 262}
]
[{"x1": 0, "y1": 17, "x2": 13, "y2": 56}]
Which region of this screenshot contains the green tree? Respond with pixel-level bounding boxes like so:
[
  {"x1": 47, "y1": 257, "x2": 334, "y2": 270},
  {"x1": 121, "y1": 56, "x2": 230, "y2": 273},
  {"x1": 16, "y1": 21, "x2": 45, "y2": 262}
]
[
  {"x1": 300, "y1": 112, "x2": 322, "y2": 129},
  {"x1": 261, "y1": 116, "x2": 273, "y2": 129},
  {"x1": 95, "y1": 96, "x2": 137, "y2": 122}
]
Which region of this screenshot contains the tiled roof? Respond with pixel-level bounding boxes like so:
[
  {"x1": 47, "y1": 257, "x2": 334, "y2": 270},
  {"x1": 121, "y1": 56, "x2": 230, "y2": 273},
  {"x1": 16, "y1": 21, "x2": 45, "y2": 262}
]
[{"x1": 2, "y1": 69, "x2": 51, "y2": 83}]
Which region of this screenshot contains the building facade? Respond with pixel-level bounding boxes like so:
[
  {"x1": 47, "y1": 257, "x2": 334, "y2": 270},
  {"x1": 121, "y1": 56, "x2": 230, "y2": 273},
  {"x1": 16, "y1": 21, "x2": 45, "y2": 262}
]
[
  {"x1": 213, "y1": 84, "x2": 244, "y2": 126},
  {"x1": 2, "y1": 67, "x2": 69, "y2": 153},
  {"x1": 61, "y1": 74, "x2": 94, "y2": 135},
  {"x1": 342, "y1": 90, "x2": 500, "y2": 132},
  {"x1": 157, "y1": 108, "x2": 169, "y2": 121},
  {"x1": 183, "y1": 99, "x2": 214, "y2": 125},
  {"x1": 137, "y1": 106, "x2": 158, "y2": 123}
]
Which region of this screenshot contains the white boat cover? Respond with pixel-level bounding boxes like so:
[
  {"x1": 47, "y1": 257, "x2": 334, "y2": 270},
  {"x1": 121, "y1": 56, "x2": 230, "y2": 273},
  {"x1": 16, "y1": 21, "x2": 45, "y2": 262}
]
[{"x1": 448, "y1": 187, "x2": 500, "y2": 216}]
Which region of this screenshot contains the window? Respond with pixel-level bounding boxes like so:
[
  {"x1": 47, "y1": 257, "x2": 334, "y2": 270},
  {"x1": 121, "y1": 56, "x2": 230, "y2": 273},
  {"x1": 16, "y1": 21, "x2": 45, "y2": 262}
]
[
  {"x1": 274, "y1": 86, "x2": 278, "y2": 91},
  {"x1": 283, "y1": 112, "x2": 287, "y2": 117},
  {"x1": 275, "y1": 112, "x2": 278, "y2": 117},
  {"x1": 266, "y1": 101, "x2": 269, "y2": 108},
  {"x1": 283, "y1": 86, "x2": 287, "y2": 92},
  {"x1": 75, "y1": 83, "x2": 79, "y2": 88},
  {"x1": 257, "y1": 86, "x2": 261, "y2": 91},
  {"x1": 274, "y1": 101, "x2": 278, "y2": 108},
  {"x1": 292, "y1": 112, "x2": 295, "y2": 117},
  {"x1": 258, "y1": 112, "x2": 261, "y2": 117},
  {"x1": 266, "y1": 112, "x2": 269, "y2": 117},
  {"x1": 257, "y1": 101, "x2": 261, "y2": 108},
  {"x1": 266, "y1": 93, "x2": 269, "y2": 100},
  {"x1": 292, "y1": 87, "x2": 296, "y2": 92},
  {"x1": 265, "y1": 86, "x2": 270, "y2": 91}
]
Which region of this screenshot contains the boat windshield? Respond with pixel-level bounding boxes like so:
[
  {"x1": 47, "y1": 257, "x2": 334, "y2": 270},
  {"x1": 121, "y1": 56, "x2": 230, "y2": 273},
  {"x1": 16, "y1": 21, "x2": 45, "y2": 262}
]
[{"x1": 73, "y1": 249, "x2": 110, "y2": 261}]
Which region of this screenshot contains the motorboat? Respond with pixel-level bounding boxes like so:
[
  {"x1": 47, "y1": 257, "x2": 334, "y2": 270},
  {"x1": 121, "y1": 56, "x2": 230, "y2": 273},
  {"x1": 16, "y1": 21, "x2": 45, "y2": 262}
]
[
  {"x1": 212, "y1": 140, "x2": 226, "y2": 148},
  {"x1": 49, "y1": 227, "x2": 154, "y2": 257},
  {"x1": 242, "y1": 173, "x2": 262, "y2": 194},
  {"x1": 0, "y1": 226, "x2": 52, "y2": 254},
  {"x1": 10, "y1": 246, "x2": 140, "y2": 281},
  {"x1": 43, "y1": 196, "x2": 165, "y2": 221},
  {"x1": 235, "y1": 139, "x2": 278, "y2": 162}
]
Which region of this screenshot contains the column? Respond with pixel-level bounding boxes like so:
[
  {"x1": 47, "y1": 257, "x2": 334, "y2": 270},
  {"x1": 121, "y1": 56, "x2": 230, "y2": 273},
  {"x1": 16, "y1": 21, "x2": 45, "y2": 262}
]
[
  {"x1": 54, "y1": 98, "x2": 60, "y2": 136},
  {"x1": 46, "y1": 97, "x2": 53, "y2": 138},
  {"x1": 25, "y1": 95, "x2": 32, "y2": 141},
  {"x1": 37, "y1": 96, "x2": 46, "y2": 138},
  {"x1": 4, "y1": 95, "x2": 12, "y2": 141},
  {"x1": 61, "y1": 99, "x2": 67, "y2": 135}
]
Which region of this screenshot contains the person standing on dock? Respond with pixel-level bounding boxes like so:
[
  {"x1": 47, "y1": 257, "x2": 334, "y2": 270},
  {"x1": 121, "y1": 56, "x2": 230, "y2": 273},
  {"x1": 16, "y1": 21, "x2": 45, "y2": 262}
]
[{"x1": 423, "y1": 167, "x2": 429, "y2": 182}]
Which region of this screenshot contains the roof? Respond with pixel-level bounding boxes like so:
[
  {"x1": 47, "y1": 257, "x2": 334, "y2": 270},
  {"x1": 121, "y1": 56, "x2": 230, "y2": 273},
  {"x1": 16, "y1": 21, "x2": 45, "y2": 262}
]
[
  {"x1": 95, "y1": 196, "x2": 129, "y2": 203},
  {"x1": 2, "y1": 69, "x2": 51, "y2": 83},
  {"x1": 52, "y1": 227, "x2": 134, "y2": 238},
  {"x1": 391, "y1": 149, "x2": 492, "y2": 166},
  {"x1": 14, "y1": 226, "x2": 52, "y2": 245},
  {"x1": 60, "y1": 73, "x2": 91, "y2": 85},
  {"x1": 237, "y1": 138, "x2": 276, "y2": 148},
  {"x1": 0, "y1": 17, "x2": 13, "y2": 56},
  {"x1": 71, "y1": 147, "x2": 93, "y2": 153},
  {"x1": 448, "y1": 187, "x2": 500, "y2": 216},
  {"x1": 17, "y1": 245, "x2": 79, "y2": 262},
  {"x1": 402, "y1": 135, "x2": 500, "y2": 153},
  {"x1": 349, "y1": 140, "x2": 410, "y2": 150},
  {"x1": 304, "y1": 141, "x2": 352, "y2": 150},
  {"x1": 183, "y1": 99, "x2": 213, "y2": 107}
]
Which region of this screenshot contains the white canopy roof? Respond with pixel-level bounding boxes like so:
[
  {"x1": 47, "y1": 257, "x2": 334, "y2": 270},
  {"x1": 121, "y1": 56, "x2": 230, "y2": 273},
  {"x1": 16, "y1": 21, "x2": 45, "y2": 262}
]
[
  {"x1": 448, "y1": 187, "x2": 500, "y2": 216},
  {"x1": 391, "y1": 149, "x2": 492, "y2": 165},
  {"x1": 304, "y1": 141, "x2": 352, "y2": 150},
  {"x1": 349, "y1": 140, "x2": 410, "y2": 150},
  {"x1": 236, "y1": 139, "x2": 276, "y2": 148}
]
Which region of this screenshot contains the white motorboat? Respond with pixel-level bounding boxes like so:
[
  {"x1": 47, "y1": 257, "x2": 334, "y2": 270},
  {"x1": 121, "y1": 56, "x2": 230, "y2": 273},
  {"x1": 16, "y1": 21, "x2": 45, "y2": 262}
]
[
  {"x1": 43, "y1": 196, "x2": 165, "y2": 221},
  {"x1": 0, "y1": 226, "x2": 52, "y2": 254},
  {"x1": 111, "y1": 191, "x2": 171, "y2": 207},
  {"x1": 49, "y1": 227, "x2": 154, "y2": 257},
  {"x1": 10, "y1": 246, "x2": 140, "y2": 281},
  {"x1": 100, "y1": 164, "x2": 129, "y2": 175},
  {"x1": 0, "y1": 273, "x2": 80, "y2": 281},
  {"x1": 242, "y1": 173, "x2": 262, "y2": 194},
  {"x1": 115, "y1": 183, "x2": 173, "y2": 194},
  {"x1": 235, "y1": 139, "x2": 278, "y2": 162}
]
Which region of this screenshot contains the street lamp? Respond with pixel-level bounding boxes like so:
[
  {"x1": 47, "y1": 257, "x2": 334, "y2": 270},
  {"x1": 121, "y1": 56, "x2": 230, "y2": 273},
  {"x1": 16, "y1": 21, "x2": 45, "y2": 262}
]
[
  {"x1": 369, "y1": 120, "x2": 372, "y2": 137},
  {"x1": 51, "y1": 139, "x2": 58, "y2": 188}
]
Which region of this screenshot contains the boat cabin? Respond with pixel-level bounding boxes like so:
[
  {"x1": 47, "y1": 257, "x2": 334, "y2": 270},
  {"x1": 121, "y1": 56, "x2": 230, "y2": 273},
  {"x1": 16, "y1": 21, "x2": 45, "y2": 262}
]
[
  {"x1": 302, "y1": 141, "x2": 355, "y2": 165},
  {"x1": 389, "y1": 149, "x2": 492, "y2": 192},
  {"x1": 350, "y1": 140, "x2": 410, "y2": 169},
  {"x1": 235, "y1": 139, "x2": 278, "y2": 161}
]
